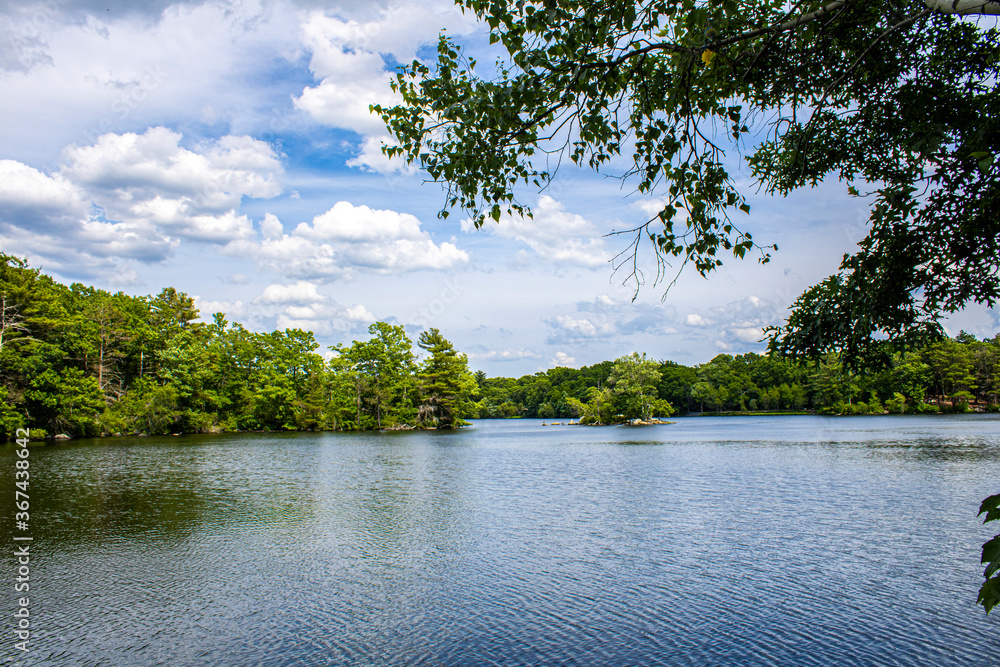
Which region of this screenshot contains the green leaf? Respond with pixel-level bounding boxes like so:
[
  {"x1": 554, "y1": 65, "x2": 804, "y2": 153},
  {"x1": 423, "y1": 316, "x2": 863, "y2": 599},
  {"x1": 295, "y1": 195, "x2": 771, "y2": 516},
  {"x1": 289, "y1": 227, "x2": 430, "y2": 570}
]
[
  {"x1": 979, "y1": 576, "x2": 1000, "y2": 615},
  {"x1": 980, "y1": 494, "x2": 1000, "y2": 522}
]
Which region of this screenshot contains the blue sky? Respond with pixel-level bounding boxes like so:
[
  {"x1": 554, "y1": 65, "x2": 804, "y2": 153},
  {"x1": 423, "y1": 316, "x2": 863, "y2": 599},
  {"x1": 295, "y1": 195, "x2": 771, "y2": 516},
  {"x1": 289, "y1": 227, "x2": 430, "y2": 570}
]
[{"x1": 1, "y1": 0, "x2": 996, "y2": 376}]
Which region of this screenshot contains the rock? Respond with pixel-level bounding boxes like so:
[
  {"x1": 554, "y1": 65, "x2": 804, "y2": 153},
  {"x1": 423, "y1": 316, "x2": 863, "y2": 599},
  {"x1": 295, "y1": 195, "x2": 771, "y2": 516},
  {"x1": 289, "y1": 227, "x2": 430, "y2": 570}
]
[{"x1": 53, "y1": 433, "x2": 71, "y2": 440}]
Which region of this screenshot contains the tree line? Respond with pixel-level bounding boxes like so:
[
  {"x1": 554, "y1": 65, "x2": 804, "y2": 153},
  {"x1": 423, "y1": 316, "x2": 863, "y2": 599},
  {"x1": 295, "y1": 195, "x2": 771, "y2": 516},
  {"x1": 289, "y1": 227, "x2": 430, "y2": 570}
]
[
  {"x1": 477, "y1": 335, "x2": 1000, "y2": 420},
  {"x1": 0, "y1": 256, "x2": 476, "y2": 438},
  {"x1": 2, "y1": 255, "x2": 998, "y2": 439}
]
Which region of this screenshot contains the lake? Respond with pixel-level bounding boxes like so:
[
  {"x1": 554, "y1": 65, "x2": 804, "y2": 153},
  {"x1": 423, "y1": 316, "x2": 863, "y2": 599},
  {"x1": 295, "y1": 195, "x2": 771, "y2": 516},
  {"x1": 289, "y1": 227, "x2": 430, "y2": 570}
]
[{"x1": 3, "y1": 415, "x2": 1000, "y2": 665}]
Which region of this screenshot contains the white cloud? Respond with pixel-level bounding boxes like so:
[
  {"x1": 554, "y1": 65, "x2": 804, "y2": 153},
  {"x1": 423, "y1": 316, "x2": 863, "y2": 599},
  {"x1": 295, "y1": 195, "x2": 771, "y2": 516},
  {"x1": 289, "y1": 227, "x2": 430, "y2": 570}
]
[
  {"x1": 472, "y1": 196, "x2": 608, "y2": 268},
  {"x1": 345, "y1": 134, "x2": 415, "y2": 175},
  {"x1": 0, "y1": 2, "x2": 307, "y2": 159},
  {"x1": 236, "y1": 277, "x2": 377, "y2": 335},
  {"x1": 685, "y1": 313, "x2": 712, "y2": 327},
  {"x1": 0, "y1": 159, "x2": 86, "y2": 228},
  {"x1": 59, "y1": 127, "x2": 282, "y2": 242},
  {"x1": 194, "y1": 297, "x2": 248, "y2": 321},
  {"x1": 550, "y1": 351, "x2": 577, "y2": 368},
  {"x1": 633, "y1": 197, "x2": 670, "y2": 219},
  {"x1": 681, "y1": 296, "x2": 781, "y2": 353},
  {"x1": 275, "y1": 298, "x2": 375, "y2": 335},
  {"x1": 296, "y1": 200, "x2": 422, "y2": 242},
  {"x1": 345, "y1": 303, "x2": 376, "y2": 322},
  {"x1": 294, "y1": 3, "x2": 479, "y2": 170},
  {"x1": 0, "y1": 222, "x2": 169, "y2": 281},
  {"x1": 732, "y1": 326, "x2": 764, "y2": 343},
  {"x1": 0, "y1": 127, "x2": 285, "y2": 279},
  {"x1": 234, "y1": 202, "x2": 469, "y2": 279},
  {"x1": 260, "y1": 213, "x2": 284, "y2": 240},
  {"x1": 548, "y1": 314, "x2": 617, "y2": 339},
  {"x1": 0, "y1": 158, "x2": 177, "y2": 272},
  {"x1": 255, "y1": 280, "x2": 323, "y2": 305}
]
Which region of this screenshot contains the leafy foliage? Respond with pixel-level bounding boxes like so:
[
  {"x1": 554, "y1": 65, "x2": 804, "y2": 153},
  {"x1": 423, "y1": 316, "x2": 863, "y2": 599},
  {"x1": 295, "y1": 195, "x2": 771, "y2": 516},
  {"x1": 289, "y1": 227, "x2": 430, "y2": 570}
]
[
  {"x1": 376, "y1": 0, "x2": 999, "y2": 368},
  {"x1": 608, "y1": 352, "x2": 672, "y2": 421},
  {"x1": 473, "y1": 334, "x2": 1000, "y2": 419},
  {"x1": 979, "y1": 493, "x2": 1000, "y2": 614},
  {"x1": 417, "y1": 328, "x2": 476, "y2": 428},
  {"x1": 0, "y1": 256, "x2": 477, "y2": 437}
]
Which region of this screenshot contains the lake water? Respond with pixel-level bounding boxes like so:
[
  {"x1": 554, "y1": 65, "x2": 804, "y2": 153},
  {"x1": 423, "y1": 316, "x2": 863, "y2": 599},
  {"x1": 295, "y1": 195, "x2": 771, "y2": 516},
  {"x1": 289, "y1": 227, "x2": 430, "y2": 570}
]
[{"x1": 3, "y1": 415, "x2": 1000, "y2": 665}]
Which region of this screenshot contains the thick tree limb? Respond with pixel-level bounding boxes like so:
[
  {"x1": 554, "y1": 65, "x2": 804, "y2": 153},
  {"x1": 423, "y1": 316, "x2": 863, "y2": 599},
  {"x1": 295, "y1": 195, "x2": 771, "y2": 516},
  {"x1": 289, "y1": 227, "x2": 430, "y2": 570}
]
[{"x1": 924, "y1": 0, "x2": 1000, "y2": 15}]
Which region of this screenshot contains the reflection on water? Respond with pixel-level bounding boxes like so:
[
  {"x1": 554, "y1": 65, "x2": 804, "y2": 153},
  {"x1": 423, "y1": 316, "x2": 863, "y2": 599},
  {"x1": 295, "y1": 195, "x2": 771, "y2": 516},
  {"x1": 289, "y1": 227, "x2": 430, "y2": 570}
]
[{"x1": 2, "y1": 416, "x2": 1000, "y2": 665}]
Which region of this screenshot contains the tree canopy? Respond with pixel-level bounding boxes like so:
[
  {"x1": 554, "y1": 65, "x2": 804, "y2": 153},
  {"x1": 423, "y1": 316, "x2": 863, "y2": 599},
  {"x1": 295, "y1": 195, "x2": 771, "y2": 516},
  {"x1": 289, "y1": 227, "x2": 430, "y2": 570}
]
[{"x1": 375, "y1": 0, "x2": 1000, "y2": 368}]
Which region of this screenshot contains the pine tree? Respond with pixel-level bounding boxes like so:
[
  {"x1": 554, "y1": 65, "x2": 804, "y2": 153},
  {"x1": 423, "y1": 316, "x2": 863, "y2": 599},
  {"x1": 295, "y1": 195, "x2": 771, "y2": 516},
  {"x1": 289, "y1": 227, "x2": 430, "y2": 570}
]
[{"x1": 416, "y1": 328, "x2": 475, "y2": 428}]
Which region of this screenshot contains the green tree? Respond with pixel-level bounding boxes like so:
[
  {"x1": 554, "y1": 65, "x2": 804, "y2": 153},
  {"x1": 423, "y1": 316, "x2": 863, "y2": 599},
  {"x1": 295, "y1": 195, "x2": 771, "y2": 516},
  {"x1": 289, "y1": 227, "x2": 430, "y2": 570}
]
[
  {"x1": 567, "y1": 385, "x2": 615, "y2": 424},
  {"x1": 809, "y1": 353, "x2": 860, "y2": 411},
  {"x1": 924, "y1": 337, "x2": 977, "y2": 408},
  {"x1": 690, "y1": 381, "x2": 721, "y2": 413},
  {"x1": 608, "y1": 352, "x2": 669, "y2": 421},
  {"x1": 332, "y1": 322, "x2": 416, "y2": 429},
  {"x1": 150, "y1": 287, "x2": 200, "y2": 338},
  {"x1": 657, "y1": 361, "x2": 698, "y2": 412},
  {"x1": 416, "y1": 328, "x2": 475, "y2": 428},
  {"x1": 377, "y1": 0, "x2": 999, "y2": 367},
  {"x1": 101, "y1": 378, "x2": 180, "y2": 435},
  {"x1": 697, "y1": 354, "x2": 754, "y2": 411}
]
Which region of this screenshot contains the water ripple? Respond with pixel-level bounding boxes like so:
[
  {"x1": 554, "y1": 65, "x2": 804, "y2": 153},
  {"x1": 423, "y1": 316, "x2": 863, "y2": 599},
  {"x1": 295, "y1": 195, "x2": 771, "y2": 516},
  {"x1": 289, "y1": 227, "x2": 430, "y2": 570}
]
[{"x1": 3, "y1": 418, "x2": 1000, "y2": 664}]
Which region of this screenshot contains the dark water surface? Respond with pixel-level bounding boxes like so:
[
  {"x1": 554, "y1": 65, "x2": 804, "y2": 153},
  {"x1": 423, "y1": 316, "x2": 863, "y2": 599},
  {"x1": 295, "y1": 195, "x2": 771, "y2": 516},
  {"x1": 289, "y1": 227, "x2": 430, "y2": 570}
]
[{"x1": 3, "y1": 415, "x2": 1000, "y2": 665}]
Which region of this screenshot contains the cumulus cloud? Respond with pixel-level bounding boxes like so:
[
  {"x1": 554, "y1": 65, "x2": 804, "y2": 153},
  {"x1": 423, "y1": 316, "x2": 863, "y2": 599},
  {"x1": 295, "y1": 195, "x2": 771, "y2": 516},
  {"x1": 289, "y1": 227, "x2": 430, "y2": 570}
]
[
  {"x1": 345, "y1": 134, "x2": 417, "y2": 175},
  {"x1": 294, "y1": 2, "x2": 478, "y2": 172},
  {"x1": 467, "y1": 195, "x2": 608, "y2": 268},
  {"x1": 232, "y1": 202, "x2": 469, "y2": 279},
  {"x1": 0, "y1": 159, "x2": 87, "y2": 228},
  {"x1": 345, "y1": 303, "x2": 375, "y2": 322},
  {"x1": 0, "y1": 0, "x2": 314, "y2": 158},
  {"x1": 683, "y1": 296, "x2": 780, "y2": 352},
  {"x1": 255, "y1": 280, "x2": 323, "y2": 305},
  {"x1": 0, "y1": 127, "x2": 284, "y2": 279},
  {"x1": 194, "y1": 297, "x2": 248, "y2": 321},
  {"x1": 60, "y1": 127, "x2": 282, "y2": 242},
  {"x1": 550, "y1": 351, "x2": 577, "y2": 368},
  {"x1": 546, "y1": 314, "x2": 617, "y2": 342},
  {"x1": 0, "y1": 221, "x2": 172, "y2": 281},
  {"x1": 237, "y1": 280, "x2": 377, "y2": 335},
  {"x1": 685, "y1": 313, "x2": 713, "y2": 327},
  {"x1": 0, "y1": 158, "x2": 175, "y2": 275},
  {"x1": 575, "y1": 293, "x2": 675, "y2": 336},
  {"x1": 732, "y1": 327, "x2": 765, "y2": 343},
  {"x1": 0, "y1": 126, "x2": 287, "y2": 283},
  {"x1": 275, "y1": 299, "x2": 375, "y2": 335},
  {"x1": 259, "y1": 213, "x2": 284, "y2": 240}
]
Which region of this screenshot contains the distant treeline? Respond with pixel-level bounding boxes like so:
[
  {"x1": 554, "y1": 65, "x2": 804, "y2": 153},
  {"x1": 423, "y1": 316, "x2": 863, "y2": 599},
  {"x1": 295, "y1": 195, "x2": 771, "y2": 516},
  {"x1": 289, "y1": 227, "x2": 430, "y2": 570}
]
[
  {"x1": 1, "y1": 256, "x2": 998, "y2": 439},
  {"x1": 475, "y1": 335, "x2": 1000, "y2": 418}
]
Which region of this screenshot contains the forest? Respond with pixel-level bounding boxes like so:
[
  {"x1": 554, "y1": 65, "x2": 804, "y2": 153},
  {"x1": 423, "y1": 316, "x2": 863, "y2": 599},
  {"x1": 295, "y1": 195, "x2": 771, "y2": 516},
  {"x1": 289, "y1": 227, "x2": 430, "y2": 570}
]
[{"x1": 1, "y1": 255, "x2": 998, "y2": 440}]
